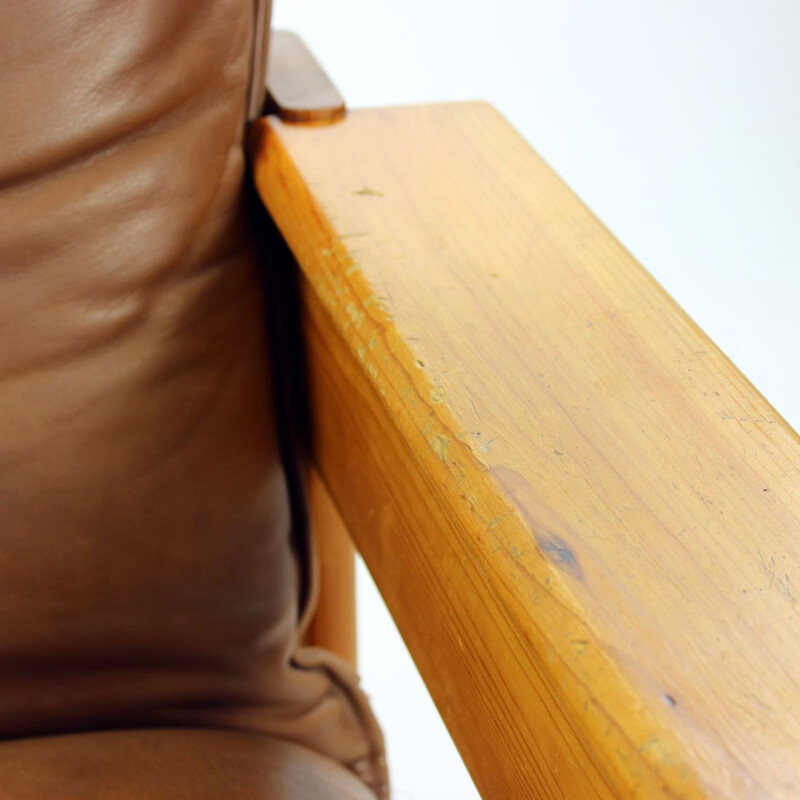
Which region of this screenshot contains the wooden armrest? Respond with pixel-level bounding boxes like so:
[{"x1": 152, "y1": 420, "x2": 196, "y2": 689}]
[
  {"x1": 265, "y1": 31, "x2": 345, "y2": 123},
  {"x1": 249, "y1": 102, "x2": 800, "y2": 798}
]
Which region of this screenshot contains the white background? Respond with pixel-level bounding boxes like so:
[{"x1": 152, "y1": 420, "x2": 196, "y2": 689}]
[{"x1": 272, "y1": 2, "x2": 800, "y2": 798}]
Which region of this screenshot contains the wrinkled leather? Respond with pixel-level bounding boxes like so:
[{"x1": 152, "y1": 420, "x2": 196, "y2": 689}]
[
  {"x1": 0, "y1": 729, "x2": 376, "y2": 799},
  {"x1": 0, "y1": 1, "x2": 386, "y2": 796}
]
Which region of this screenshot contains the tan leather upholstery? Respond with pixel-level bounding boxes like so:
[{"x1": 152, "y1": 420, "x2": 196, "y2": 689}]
[
  {"x1": 0, "y1": 729, "x2": 376, "y2": 799},
  {"x1": 0, "y1": 1, "x2": 386, "y2": 796}
]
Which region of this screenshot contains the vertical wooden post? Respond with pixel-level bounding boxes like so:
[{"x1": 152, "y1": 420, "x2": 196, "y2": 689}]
[{"x1": 305, "y1": 466, "x2": 357, "y2": 666}]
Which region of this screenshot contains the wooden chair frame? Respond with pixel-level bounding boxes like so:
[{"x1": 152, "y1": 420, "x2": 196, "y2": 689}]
[{"x1": 250, "y1": 31, "x2": 800, "y2": 799}]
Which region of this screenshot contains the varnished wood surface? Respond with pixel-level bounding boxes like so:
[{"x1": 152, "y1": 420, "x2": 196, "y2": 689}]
[
  {"x1": 305, "y1": 466, "x2": 357, "y2": 666},
  {"x1": 250, "y1": 103, "x2": 800, "y2": 798},
  {"x1": 265, "y1": 31, "x2": 345, "y2": 123}
]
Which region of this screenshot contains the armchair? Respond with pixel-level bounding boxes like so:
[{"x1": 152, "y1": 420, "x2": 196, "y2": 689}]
[{"x1": 2, "y1": 3, "x2": 799, "y2": 798}]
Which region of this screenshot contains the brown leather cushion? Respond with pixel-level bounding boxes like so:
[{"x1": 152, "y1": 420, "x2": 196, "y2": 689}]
[
  {"x1": 0, "y1": 1, "x2": 385, "y2": 795},
  {"x1": 0, "y1": 729, "x2": 375, "y2": 800}
]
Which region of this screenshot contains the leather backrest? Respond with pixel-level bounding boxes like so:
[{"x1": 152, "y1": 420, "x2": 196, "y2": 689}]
[{"x1": 0, "y1": 2, "x2": 385, "y2": 794}]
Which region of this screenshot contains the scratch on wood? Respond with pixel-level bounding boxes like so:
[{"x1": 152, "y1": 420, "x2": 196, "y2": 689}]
[
  {"x1": 430, "y1": 434, "x2": 450, "y2": 463},
  {"x1": 334, "y1": 232, "x2": 367, "y2": 240},
  {"x1": 430, "y1": 386, "x2": 446, "y2": 404},
  {"x1": 353, "y1": 186, "x2": 384, "y2": 197}
]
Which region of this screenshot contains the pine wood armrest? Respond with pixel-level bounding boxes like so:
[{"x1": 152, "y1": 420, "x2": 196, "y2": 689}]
[{"x1": 249, "y1": 102, "x2": 800, "y2": 799}]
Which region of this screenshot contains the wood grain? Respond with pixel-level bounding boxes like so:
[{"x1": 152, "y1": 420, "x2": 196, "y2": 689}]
[
  {"x1": 305, "y1": 466, "x2": 357, "y2": 666},
  {"x1": 250, "y1": 102, "x2": 800, "y2": 799}
]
